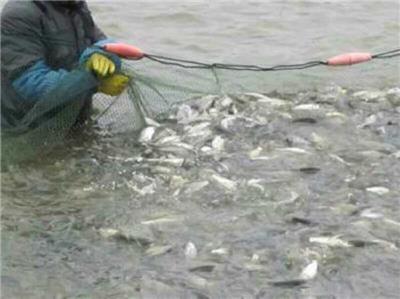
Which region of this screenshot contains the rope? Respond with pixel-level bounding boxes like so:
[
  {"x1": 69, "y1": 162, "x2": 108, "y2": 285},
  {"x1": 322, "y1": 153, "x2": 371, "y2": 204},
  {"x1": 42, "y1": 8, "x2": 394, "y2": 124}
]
[
  {"x1": 144, "y1": 54, "x2": 327, "y2": 71},
  {"x1": 372, "y1": 48, "x2": 400, "y2": 59},
  {"x1": 144, "y1": 48, "x2": 400, "y2": 72}
]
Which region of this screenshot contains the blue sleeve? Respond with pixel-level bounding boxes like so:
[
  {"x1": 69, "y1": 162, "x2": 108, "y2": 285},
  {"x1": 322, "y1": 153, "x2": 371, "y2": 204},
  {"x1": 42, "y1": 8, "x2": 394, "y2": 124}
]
[
  {"x1": 13, "y1": 38, "x2": 122, "y2": 104},
  {"x1": 12, "y1": 60, "x2": 70, "y2": 103},
  {"x1": 79, "y1": 38, "x2": 122, "y2": 71}
]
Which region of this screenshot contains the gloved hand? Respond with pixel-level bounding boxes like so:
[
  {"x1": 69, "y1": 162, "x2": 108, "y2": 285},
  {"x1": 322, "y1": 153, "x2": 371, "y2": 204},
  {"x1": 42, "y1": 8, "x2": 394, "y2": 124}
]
[
  {"x1": 98, "y1": 74, "x2": 129, "y2": 96},
  {"x1": 86, "y1": 53, "x2": 116, "y2": 77}
]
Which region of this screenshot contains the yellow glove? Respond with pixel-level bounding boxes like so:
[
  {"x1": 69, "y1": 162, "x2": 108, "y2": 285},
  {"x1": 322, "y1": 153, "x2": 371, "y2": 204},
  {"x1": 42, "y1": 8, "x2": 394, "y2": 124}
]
[
  {"x1": 98, "y1": 74, "x2": 129, "y2": 96},
  {"x1": 86, "y1": 53, "x2": 116, "y2": 77}
]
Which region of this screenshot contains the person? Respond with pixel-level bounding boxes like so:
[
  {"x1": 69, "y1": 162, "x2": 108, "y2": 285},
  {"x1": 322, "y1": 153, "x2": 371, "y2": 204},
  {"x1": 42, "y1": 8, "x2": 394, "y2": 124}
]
[{"x1": 1, "y1": 0, "x2": 129, "y2": 131}]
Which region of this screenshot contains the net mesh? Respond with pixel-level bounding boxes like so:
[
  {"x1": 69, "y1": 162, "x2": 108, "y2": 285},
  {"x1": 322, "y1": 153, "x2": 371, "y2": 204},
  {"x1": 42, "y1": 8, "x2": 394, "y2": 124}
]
[
  {"x1": 1, "y1": 44, "x2": 399, "y2": 166},
  {"x1": 1, "y1": 69, "x2": 97, "y2": 164}
]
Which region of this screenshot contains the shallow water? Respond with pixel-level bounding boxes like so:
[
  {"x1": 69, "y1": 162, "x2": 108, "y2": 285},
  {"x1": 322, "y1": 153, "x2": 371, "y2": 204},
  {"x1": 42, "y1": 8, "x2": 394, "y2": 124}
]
[
  {"x1": 1, "y1": 1, "x2": 400, "y2": 299},
  {"x1": 2, "y1": 87, "x2": 400, "y2": 298}
]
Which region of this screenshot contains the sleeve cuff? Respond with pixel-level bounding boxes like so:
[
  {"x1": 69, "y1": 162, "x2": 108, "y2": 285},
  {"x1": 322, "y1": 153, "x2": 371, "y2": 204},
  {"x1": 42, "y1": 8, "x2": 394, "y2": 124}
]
[{"x1": 79, "y1": 38, "x2": 122, "y2": 71}]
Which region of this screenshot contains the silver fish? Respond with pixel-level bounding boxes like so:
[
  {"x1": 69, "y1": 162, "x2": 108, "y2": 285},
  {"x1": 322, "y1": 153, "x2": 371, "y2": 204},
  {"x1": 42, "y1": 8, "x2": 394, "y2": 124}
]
[
  {"x1": 366, "y1": 186, "x2": 390, "y2": 195},
  {"x1": 141, "y1": 216, "x2": 183, "y2": 225},
  {"x1": 145, "y1": 245, "x2": 173, "y2": 257},
  {"x1": 299, "y1": 260, "x2": 318, "y2": 280},
  {"x1": 309, "y1": 235, "x2": 351, "y2": 248},
  {"x1": 184, "y1": 241, "x2": 198, "y2": 259},
  {"x1": 211, "y1": 174, "x2": 238, "y2": 192},
  {"x1": 211, "y1": 135, "x2": 225, "y2": 151},
  {"x1": 138, "y1": 126, "x2": 156, "y2": 143}
]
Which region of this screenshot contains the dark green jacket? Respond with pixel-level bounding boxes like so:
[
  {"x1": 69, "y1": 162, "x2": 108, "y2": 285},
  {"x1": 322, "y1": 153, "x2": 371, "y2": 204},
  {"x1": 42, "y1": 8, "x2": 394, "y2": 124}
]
[{"x1": 1, "y1": 0, "x2": 106, "y2": 130}]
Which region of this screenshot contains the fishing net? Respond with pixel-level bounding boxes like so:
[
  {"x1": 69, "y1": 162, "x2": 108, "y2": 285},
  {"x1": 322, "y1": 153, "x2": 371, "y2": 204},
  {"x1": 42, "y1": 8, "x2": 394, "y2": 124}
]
[
  {"x1": 1, "y1": 70, "x2": 96, "y2": 164},
  {"x1": 1, "y1": 45, "x2": 399, "y2": 167},
  {"x1": 98, "y1": 47, "x2": 400, "y2": 129}
]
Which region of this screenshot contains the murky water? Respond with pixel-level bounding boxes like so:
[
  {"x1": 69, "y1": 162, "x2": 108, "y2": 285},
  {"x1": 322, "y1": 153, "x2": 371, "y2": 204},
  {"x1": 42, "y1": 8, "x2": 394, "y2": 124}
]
[{"x1": 1, "y1": 1, "x2": 400, "y2": 298}]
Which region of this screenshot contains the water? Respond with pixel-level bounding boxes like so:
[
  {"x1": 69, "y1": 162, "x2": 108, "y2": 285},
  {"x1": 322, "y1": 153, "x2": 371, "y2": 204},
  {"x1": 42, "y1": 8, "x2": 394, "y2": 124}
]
[
  {"x1": 1, "y1": 1, "x2": 400, "y2": 298},
  {"x1": 90, "y1": 0, "x2": 399, "y2": 90}
]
